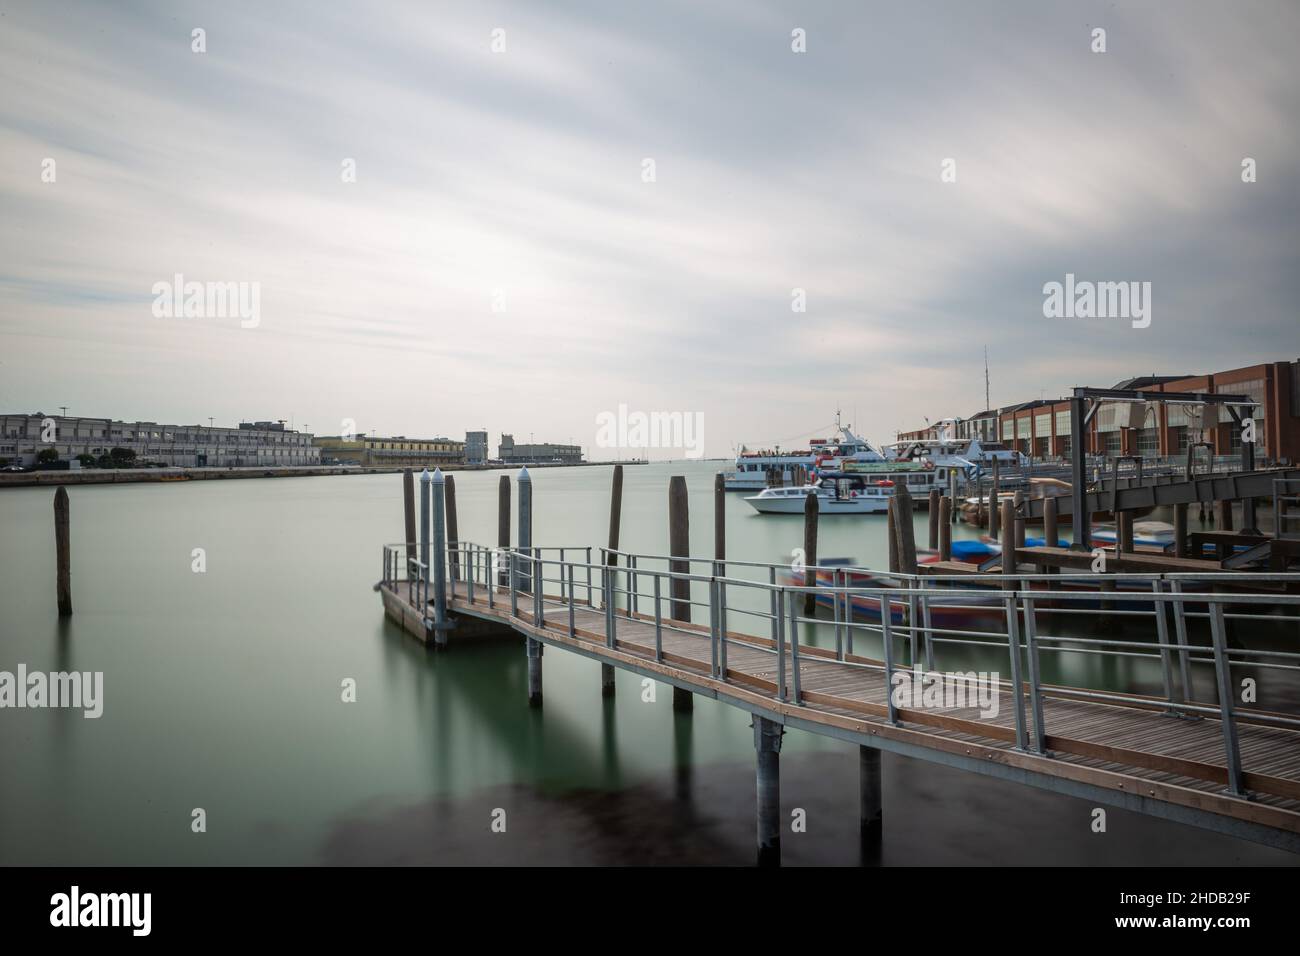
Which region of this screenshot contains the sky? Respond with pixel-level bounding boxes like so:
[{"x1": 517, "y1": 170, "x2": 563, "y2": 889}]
[{"x1": 1, "y1": 0, "x2": 1297, "y2": 459}]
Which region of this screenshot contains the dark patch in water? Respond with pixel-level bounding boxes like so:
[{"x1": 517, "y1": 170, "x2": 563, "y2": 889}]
[{"x1": 321, "y1": 751, "x2": 1299, "y2": 866}]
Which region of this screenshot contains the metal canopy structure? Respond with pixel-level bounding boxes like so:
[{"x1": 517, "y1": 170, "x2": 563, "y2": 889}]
[{"x1": 1067, "y1": 386, "x2": 1258, "y2": 550}]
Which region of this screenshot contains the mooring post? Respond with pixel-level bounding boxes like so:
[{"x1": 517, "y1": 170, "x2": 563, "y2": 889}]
[
  {"x1": 1117, "y1": 510, "x2": 1134, "y2": 555},
  {"x1": 445, "y1": 473, "x2": 459, "y2": 583},
  {"x1": 938, "y1": 497, "x2": 952, "y2": 560},
  {"x1": 891, "y1": 486, "x2": 918, "y2": 575},
  {"x1": 669, "y1": 475, "x2": 693, "y2": 712},
  {"x1": 402, "y1": 469, "x2": 417, "y2": 570},
  {"x1": 1217, "y1": 499, "x2": 1233, "y2": 532},
  {"x1": 526, "y1": 636, "x2": 543, "y2": 708},
  {"x1": 1042, "y1": 495, "x2": 1058, "y2": 574},
  {"x1": 516, "y1": 467, "x2": 532, "y2": 594},
  {"x1": 1000, "y1": 500, "x2": 1017, "y2": 575},
  {"x1": 497, "y1": 475, "x2": 511, "y2": 587},
  {"x1": 54, "y1": 487, "x2": 72, "y2": 617},
  {"x1": 887, "y1": 499, "x2": 900, "y2": 573},
  {"x1": 802, "y1": 490, "x2": 818, "y2": 615},
  {"x1": 419, "y1": 469, "x2": 431, "y2": 588},
  {"x1": 603, "y1": 465, "x2": 623, "y2": 698},
  {"x1": 1013, "y1": 490, "x2": 1026, "y2": 553},
  {"x1": 949, "y1": 470, "x2": 959, "y2": 523},
  {"x1": 753, "y1": 716, "x2": 783, "y2": 867},
  {"x1": 989, "y1": 472, "x2": 1001, "y2": 540},
  {"x1": 1173, "y1": 502, "x2": 1188, "y2": 558},
  {"x1": 859, "y1": 745, "x2": 882, "y2": 849},
  {"x1": 927, "y1": 488, "x2": 940, "y2": 550},
  {"x1": 431, "y1": 469, "x2": 449, "y2": 646}
]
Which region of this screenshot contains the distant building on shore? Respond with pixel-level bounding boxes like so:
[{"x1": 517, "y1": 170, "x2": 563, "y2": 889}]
[
  {"x1": 0, "y1": 414, "x2": 319, "y2": 467},
  {"x1": 465, "y1": 430, "x2": 489, "y2": 465},
  {"x1": 896, "y1": 359, "x2": 1300, "y2": 464},
  {"x1": 314, "y1": 434, "x2": 465, "y2": 468},
  {"x1": 498, "y1": 433, "x2": 582, "y2": 464}
]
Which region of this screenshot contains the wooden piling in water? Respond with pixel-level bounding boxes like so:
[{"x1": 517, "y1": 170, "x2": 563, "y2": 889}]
[
  {"x1": 928, "y1": 488, "x2": 940, "y2": 550},
  {"x1": 669, "y1": 476, "x2": 693, "y2": 712},
  {"x1": 1013, "y1": 490, "x2": 1026, "y2": 553},
  {"x1": 1174, "y1": 502, "x2": 1188, "y2": 558},
  {"x1": 1217, "y1": 500, "x2": 1234, "y2": 531},
  {"x1": 445, "y1": 474, "x2": 459, "y2": 582},
  {"x1": 891, "y1": 486, "x2": 918, "y2": 575},
  {"x1": 54, "y1": 486, "x2": 71, "y2": 617},
  {"x1": 938, "y1": 497, "x2": 952, "y2": 560},
  {"x1": 603, "y1": 465, "x2": 624, "y2": 698},
  {"x1": 402, "y1": 469, "x2": 417, "y2": 569},
  {"x1": 1042, "y1": 496, "x2": 1058, "y2": 574},
  {"x1": 989, "y1": 475, "x2": 1001, "y2": 541},
  {"x1": 497, "y1": 475, "x2": 511, "y2": 586},
  {"x1": 999, "y1": 499, "x2": 1016, "y2": 579},
  {"x1": 803, "y1": 490, "x2": 818, "y2": 614},
  {"x1": 1117, "y1": 510, "x2": 1134, "y2": 555},
  {"x1": 887, "y1": 497, "x2": 900, "y2": 573}
]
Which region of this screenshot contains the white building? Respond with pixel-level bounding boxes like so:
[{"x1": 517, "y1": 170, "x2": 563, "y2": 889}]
[{"x1": 0, "y1": 414, "x2": 320, "y2": 467}]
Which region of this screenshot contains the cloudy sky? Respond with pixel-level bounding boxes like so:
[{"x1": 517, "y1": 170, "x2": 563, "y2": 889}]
[{"x1": 1, "y1": 1, "x2": 1296, "y2": 458}]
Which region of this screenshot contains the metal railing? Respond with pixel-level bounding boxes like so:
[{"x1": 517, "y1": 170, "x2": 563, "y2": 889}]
[{"x1": 381, "y1": 538, "x2": 1300, "y2": 801}]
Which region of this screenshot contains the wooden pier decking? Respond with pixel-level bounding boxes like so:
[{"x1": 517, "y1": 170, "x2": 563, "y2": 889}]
[{"x1": 378, "y1": 574, "x2": 1300, "y2": 853}]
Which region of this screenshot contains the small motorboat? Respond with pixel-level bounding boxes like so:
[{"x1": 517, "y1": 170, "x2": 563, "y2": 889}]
[
  {"x1": 1090, "y1": 521, "x2": 1176, "y2": 550},
  {"x1": 745, "y1": 472, "x2": 894, "y2": 515}
]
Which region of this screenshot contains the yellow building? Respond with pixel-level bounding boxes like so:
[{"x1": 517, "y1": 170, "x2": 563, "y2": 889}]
[{"x1": 314, "y1": 434, "x2": 465, "y2": 468}]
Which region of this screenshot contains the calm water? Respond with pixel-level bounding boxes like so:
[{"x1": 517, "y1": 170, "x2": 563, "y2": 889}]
[{"x1": 0, "y1": 462, "x2": 1294, "y2": 865}]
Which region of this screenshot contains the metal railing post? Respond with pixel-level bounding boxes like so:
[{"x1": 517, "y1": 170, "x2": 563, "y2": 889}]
[
  {"x1": 1022, "y1": 595, "x2": 1047, "y2": 754},
  {"x1": 881, "y1": 593, "x2": 898, "y2": 725},
  {"x1": 788, "y1": 590, "x2": 802, "y2": 704},
  {"x1": 586, "y1": 547, "x2": 593, "y2": 604},
  {"x1": 1003, "y1": 591, "x2": 1028, "y2": 750},
  {"x1": 1170, "y1": 580, "x2": 1195, "y2": 705},
  {"x1": 653, "y1": 573, "x2": 663, "y2": 663},
  {"x1": 776, "y1": 588, "x2": 787, "y2": 702},
  {"x1": 921, "y1": 592, "x2": 934, "y2": 672},
  {"x1": 1151, "y1": 580, "x2": 1178, "y2": 712},
  {"x1": 568, "y1": 562, "x2": 576, "y2": 636},
  {"x1": 1208, "y1": 601, "x2": 1245, "y2": 796},
  {"x1": 718, "y1": 561, "x2": 728, "y2": 679},
  {"x1": 709, "y1": 577, "x2": 720, "y2": 677},
  {"x1": 510, "y1": 552, "x2": 519, "y2": 618},
  {"x1": 534, "y1": 555, "x2": 543, "y2": 627},
  {"x1": 833, "y1": 568, "x2": 844, "y2": 661}
]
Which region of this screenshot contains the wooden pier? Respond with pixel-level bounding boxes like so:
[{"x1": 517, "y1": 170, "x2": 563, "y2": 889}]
[{"x1": 375, "y1": 468, "x2": 1300, "y2": 863}]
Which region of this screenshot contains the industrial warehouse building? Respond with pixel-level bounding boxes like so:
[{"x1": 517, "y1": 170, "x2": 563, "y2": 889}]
[
  {"x1": 314, "y1": 434, "x2": 465, "y2": 468},
  {"x1": 0, "y1": 414, "x2": 319, "y2": 467},
  {"x1": 897, "y1": 359, "x2": 1300, "y2": 465}
]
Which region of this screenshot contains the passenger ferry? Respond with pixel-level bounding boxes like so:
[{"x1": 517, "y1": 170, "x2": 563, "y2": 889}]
[
  {"x1": 744, "y1": 472, "x2": 894, "y2": 515},
  {"x1": 724, "y1": 414, "x2": 890, "y2": 491}
]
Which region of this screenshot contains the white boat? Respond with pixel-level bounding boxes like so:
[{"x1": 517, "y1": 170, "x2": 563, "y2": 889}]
[
  {"x1": 745, "y1": 473, "x2": 894, "y2": 515},
  {"x1": 724, "y1": 412, "x2": 890, "y2": 491},
  {"x1": 1090, "y1": 521, "x2": 1176, "y2": 549}
]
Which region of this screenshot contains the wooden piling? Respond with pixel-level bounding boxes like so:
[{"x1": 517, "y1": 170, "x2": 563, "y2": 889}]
[
  {"x1": 1042, "y1": 496, "x2": 1058, "y2": 574},
  {"x1": 402, "y1": 469, "x2": 417, "y2": 569},
  {"x1": 887, "y1": 496, "x2": 900, "y2": 573},
  {"x1": 1217, "y1": 500, "x2": 1234, "y2": 532},
  {"x1": 803, "y1": 490, "x2": 818, "y2": 614},
  {"x1": 497, "y1": 475, "x2": 510, "y2": 586},
  {"x1": 54, "y1": 487, "x2": 71, "y2": 617},
  {"x1": 891, "y1": 487, "x2": 918, "y2": 575},
  {"x1": 938, "y1": 497, "x2": 952, "y2": 560},
  {"x1": 999, "y1": 499, "x2": 1016, "y2": 579},
  {"x1": 445, "y1": 474, "x2": 459, "y2": 582},
  {"x1": 669, "y1": 476, "x2": 693, "y2": 712},
  {"x1": 1013, "y1": 490, "x2": 1026, "y2": 552},
  {"x1": 928, "y1": 489, "x2": 940, "y2": 550},
  {"x1": 1174, "y1": 502, "x2": 1188, "y2": 558},
  {"x1": 989, "y1": 478, "x2": 1001, "y2": 541},
  {"x1": 859, "y1": 745, "x2": 882, "y2": 849},
  {"x1": 603, "y1": 465, "x2": 624, "y2": 697},
  {"x1": 1117, "y1": 510, "x2": 1134, "y2": 555}
]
